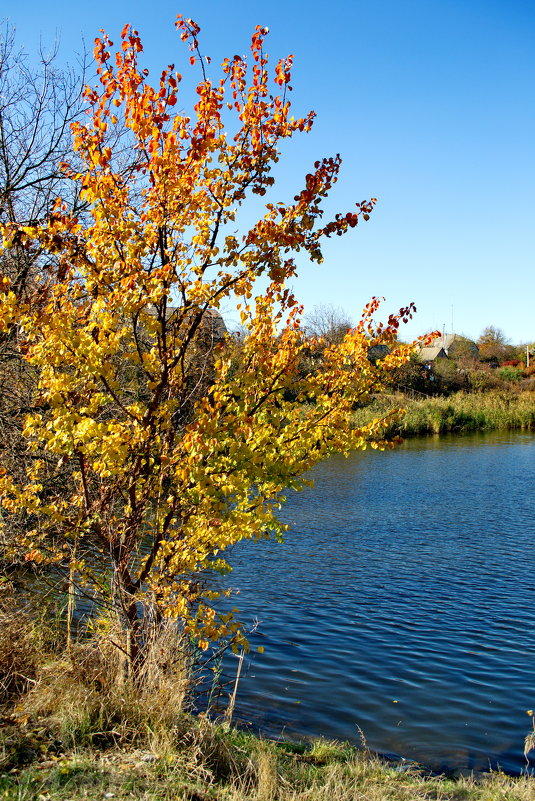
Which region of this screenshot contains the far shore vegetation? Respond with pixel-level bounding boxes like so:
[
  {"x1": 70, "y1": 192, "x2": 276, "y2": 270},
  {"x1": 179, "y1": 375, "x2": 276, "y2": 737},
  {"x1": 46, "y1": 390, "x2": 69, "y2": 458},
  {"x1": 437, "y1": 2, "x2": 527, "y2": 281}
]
[
  {"x1": 305, "y1": 308, "x2": 535, "y2": 438},
  {"x1": 351, "y1": 325, "x2": 535, "y2": 438},
  {"x1": 353, "y1": 389, "x2": 535, "y2": 438}
]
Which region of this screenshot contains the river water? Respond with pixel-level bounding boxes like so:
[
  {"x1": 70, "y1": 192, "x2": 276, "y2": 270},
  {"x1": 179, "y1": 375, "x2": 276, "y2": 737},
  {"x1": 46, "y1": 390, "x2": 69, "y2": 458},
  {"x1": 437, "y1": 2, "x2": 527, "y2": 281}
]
[{"x1": 215, "y1": 431, "x2": 535, "y2": 775}]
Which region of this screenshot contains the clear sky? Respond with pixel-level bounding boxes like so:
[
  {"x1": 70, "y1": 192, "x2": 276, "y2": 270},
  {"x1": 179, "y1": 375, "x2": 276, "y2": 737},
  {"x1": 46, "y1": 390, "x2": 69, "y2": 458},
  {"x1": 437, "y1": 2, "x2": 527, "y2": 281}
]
[{"x1": 5, "y1": 1, "x2": 535, "y2": 344}]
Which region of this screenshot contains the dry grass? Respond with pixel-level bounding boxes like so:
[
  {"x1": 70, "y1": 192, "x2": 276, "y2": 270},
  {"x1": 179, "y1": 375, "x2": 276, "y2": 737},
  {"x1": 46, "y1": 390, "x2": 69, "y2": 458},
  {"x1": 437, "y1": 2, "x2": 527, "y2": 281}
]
[
  {"x1": 16, "y1": 622, "x2": 191, "y2": 756},
  {"x1": 0, "y1": 585, "x2": 192, "y2": 769},
  {"x1": 0, "y1": 584, "x2": 61, "y2": 703}
]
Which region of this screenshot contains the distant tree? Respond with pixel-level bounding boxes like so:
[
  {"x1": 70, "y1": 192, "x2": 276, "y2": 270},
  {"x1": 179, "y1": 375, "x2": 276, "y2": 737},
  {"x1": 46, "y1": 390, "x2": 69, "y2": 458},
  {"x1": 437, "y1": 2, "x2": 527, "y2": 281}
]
[
  {"x1": 304, "y1": 304, "x2": 352, "y2": 345},
  {"x1": 0, "y1": 25, "x2": 87, "y2": 556},
  {"x1": 0, "y1": 23, "x2": 86, "y2": 296},
  {"x1": 477, "y1": 326, "x2": 513, "y2": 364}
]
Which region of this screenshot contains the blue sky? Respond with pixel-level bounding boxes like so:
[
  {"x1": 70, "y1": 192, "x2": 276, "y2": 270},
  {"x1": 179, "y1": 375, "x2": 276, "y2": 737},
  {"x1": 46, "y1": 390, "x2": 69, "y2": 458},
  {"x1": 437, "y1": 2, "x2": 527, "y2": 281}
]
[{"x1": 6, "y1": 1, "x2": 535, "y2": 344}]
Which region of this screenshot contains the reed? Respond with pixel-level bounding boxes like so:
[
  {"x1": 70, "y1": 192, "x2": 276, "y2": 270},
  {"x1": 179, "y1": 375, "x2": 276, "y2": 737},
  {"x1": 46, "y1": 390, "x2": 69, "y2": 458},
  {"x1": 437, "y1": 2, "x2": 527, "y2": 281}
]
[{"x1": 352, "y1": 390, "x2": 535, "y2": 438}]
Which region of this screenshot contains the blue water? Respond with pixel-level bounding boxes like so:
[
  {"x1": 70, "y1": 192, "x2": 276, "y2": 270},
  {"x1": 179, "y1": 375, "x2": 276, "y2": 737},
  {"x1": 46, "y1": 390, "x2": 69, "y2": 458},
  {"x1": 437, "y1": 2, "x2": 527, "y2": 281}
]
[{"x1": 215, "y1": 431, "x2": 535, "y2": 775}]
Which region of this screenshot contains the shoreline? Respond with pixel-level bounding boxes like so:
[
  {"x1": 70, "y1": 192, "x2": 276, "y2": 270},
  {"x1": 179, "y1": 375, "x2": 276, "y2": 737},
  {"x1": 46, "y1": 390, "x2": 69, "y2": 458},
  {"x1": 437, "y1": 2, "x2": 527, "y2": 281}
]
[
  {"x1": 229, "y1": 712, "x2": 533, "y2": 782},
  {"x1": 2, "y1": 717, "x2": 535, "y2": 800}
]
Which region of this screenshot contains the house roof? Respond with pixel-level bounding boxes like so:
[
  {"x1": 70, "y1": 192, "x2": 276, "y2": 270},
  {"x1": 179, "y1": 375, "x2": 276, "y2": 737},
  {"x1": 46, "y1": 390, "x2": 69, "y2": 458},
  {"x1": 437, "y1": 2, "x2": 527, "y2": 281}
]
[
  {"x1": 430, "y1": 333, "x2": 479, "y2": 357},
  {"x1": 418, "y1": 346, "x2": 447, "y2": 362}
]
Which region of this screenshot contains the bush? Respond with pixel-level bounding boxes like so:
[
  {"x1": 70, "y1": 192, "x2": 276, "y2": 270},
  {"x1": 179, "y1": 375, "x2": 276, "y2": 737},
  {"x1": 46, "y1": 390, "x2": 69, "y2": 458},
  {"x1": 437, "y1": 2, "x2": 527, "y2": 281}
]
[
  {"x1": 465, "y1": 365, "x2": 499, "y2": 392},
  {"x1": 431, "y1": 359, "x2": 467, "y2": 394},
  {"x1": 498, "y1": 366, "x2": 522, "y2": 382}
]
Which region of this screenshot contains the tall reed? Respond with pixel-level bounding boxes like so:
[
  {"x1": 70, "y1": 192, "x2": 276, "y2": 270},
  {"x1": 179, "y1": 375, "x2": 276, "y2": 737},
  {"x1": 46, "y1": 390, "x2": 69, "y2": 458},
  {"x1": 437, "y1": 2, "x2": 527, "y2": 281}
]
[{"x1": 352, "y1": 390, "x2": 535, "y2": 438}]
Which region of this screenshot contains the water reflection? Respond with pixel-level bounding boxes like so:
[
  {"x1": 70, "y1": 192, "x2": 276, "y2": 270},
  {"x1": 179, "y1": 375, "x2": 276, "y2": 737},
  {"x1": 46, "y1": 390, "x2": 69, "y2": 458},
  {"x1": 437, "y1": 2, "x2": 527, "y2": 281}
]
[{"x1": 217, "y1": 432, "x2": 535, "y2": 775}]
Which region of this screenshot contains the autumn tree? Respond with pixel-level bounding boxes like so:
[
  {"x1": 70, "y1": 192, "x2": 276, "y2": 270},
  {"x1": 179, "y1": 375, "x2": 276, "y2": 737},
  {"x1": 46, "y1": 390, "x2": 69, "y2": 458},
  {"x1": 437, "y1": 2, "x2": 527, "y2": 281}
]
[
  {"x1": 477, "y1": 326, "x2": 513, "y2": 364},
  {"x1": 0, "y1": 18, "x2": 416, "y2": 673}
]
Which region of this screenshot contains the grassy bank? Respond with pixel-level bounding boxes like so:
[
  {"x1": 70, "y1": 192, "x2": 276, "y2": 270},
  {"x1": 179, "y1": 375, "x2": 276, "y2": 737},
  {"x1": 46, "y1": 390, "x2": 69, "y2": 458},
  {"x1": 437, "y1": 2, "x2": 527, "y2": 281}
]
[
  {"x1": 353, "y1": 390, "x2": 535, "y2": 438},
  {"x1": 2, "y1": 594, "x2": 535, "y2": 800}
]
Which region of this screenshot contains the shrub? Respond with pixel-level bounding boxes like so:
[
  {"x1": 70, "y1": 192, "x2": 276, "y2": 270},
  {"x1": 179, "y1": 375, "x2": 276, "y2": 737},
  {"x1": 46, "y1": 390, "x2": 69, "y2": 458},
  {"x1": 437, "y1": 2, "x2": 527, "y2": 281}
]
[{"x1": 498, "y1": 366, "x2": 522, "y2": 382}]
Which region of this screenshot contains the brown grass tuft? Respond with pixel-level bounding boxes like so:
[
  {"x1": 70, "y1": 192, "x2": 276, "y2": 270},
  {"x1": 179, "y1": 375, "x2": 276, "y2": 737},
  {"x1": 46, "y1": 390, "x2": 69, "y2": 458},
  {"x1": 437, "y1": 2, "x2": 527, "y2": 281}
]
[{"x1": 16, "y1": 616, "x2": 191, "y2": 753}]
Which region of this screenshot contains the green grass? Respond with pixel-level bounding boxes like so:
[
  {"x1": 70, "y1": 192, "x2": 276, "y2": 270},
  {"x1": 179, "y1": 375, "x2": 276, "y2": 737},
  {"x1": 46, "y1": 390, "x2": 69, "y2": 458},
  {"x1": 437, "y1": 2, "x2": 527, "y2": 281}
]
[{"x1": 352, "y1": 390, "x2": 535, "y2": 438}]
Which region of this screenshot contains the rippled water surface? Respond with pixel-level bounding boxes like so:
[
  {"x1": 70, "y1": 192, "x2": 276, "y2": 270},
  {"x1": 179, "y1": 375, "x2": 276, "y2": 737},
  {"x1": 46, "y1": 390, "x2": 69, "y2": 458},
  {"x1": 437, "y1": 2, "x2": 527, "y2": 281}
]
[{"x1": 217, "y1": 432, "x2": 535, "y2": 774}]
